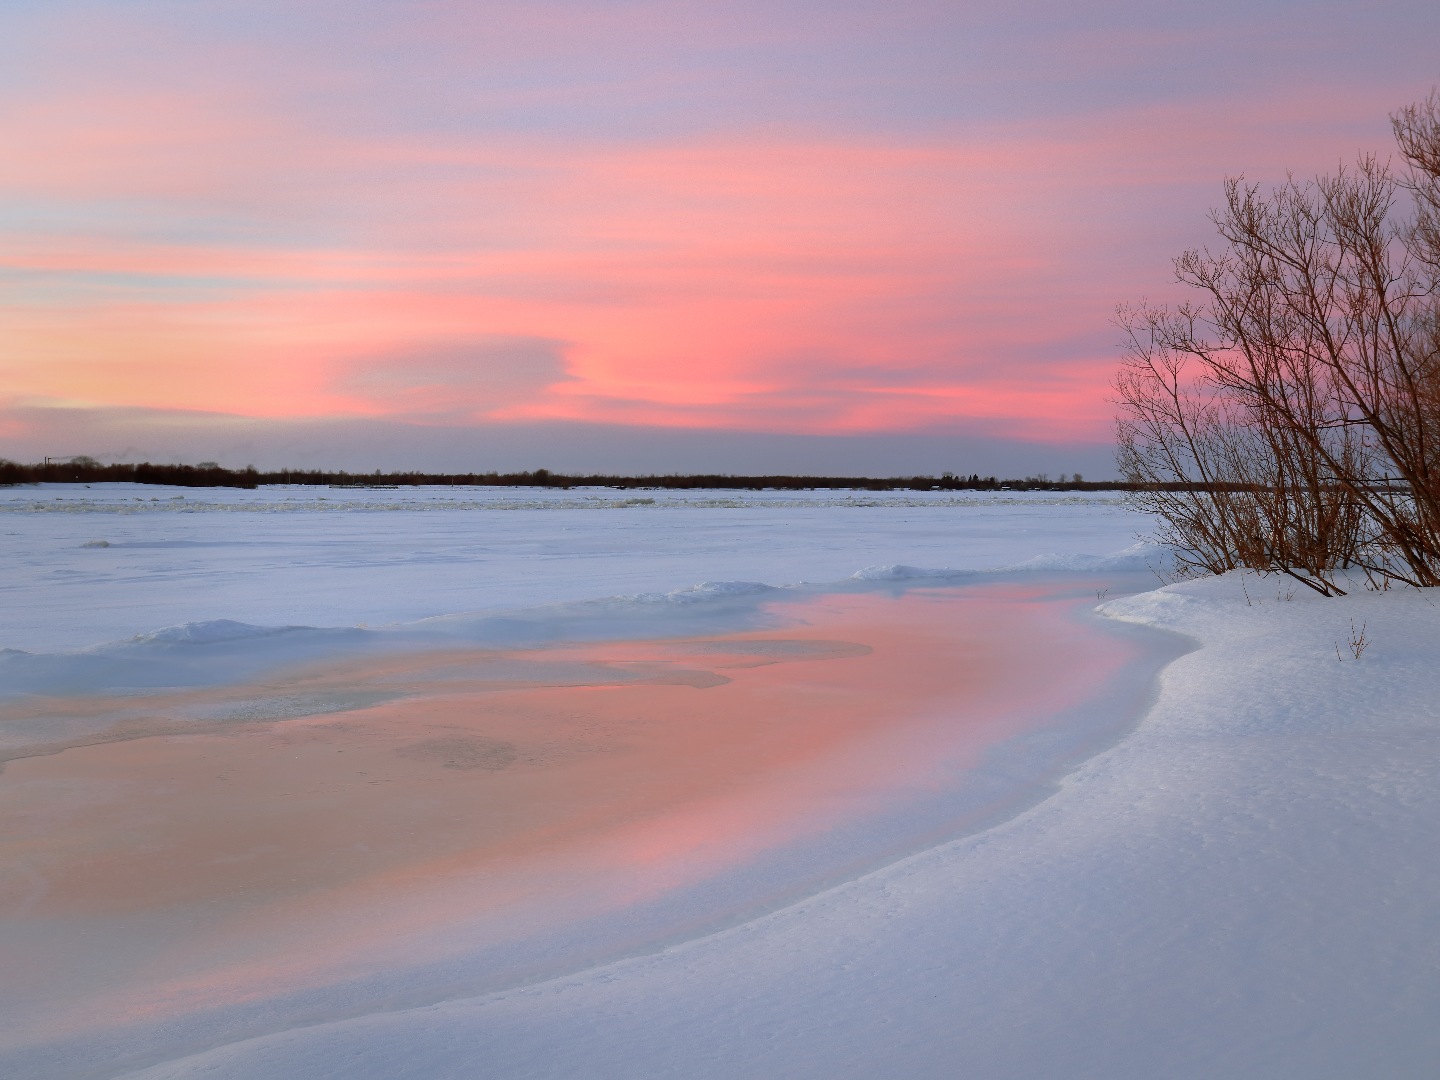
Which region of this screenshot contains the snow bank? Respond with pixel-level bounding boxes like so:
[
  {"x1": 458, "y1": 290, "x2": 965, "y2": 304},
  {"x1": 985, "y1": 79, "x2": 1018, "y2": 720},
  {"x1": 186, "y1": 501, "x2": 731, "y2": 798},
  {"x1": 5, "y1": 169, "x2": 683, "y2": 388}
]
[
  {"x1": 130, "y1": 619, "x2": 300, "y2": 645},
  {"x1": 1001, "y1": 539, "x2": 1174, "y2": 574},
  {"x1": 1100, "y1": 570, "x2": 1440, "y2": 737},
  {"x1": 853, "y1": 541, "x2": 1173, "y2": 580},
  {"x1": 114, "y1": 570, "x2": 1440, "y2": 1080}
]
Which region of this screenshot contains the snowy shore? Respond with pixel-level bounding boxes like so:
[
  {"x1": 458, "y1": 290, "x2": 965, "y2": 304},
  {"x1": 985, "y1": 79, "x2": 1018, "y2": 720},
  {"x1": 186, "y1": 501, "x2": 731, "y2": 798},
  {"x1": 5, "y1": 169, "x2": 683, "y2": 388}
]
[
  {"x1": 103, "y1": 570, "x2": 1440, "y2": 1080},
  {"x1": 2, "y1": 486, "x2": 1436, "y2": 1078}
]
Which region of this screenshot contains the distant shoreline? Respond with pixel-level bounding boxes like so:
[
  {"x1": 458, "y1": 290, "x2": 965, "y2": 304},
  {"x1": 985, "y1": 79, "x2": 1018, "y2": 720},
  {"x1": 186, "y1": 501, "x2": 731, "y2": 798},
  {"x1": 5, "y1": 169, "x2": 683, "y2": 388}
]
[{"x1": 2, "y1": 460, "x2": 1148, "y2": 492}]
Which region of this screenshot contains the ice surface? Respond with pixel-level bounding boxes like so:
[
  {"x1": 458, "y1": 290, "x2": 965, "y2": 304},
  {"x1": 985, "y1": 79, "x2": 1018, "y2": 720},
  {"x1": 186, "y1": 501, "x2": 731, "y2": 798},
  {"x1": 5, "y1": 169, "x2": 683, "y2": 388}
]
[
  {"x1": 0, "y1": 484, "x2": 1149, "y2": 700},
  {"x1": 91, "y1": 569, "x2": 1440, "y2": 1080},
  {"x1": 2, "y1": 485, "x2": 1436, "y2": 1079},
  {"x1": 0, "y1": 484, "x2": 1141, "y2": 654},
  {"x1": 1, "y1": 580, "x2": 1173, "y2": 1080}
]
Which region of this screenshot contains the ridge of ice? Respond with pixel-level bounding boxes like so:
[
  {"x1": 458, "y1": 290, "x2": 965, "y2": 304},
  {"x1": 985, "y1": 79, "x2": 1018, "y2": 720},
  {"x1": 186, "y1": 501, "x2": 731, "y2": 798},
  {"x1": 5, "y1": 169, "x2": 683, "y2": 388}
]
[
  {"x1": 1001, "y1": 540, "x2": 1172, "y2": 574},
  {"x1": 652, "y1": 579, "x2": 779, "y2": 601},
  {"x1": 850, "y1": 564, "x2": 970, "y2": 581},
  {"x1": 852, "y1": 542, "x2": 1172, "y2": 582},
  {"x1": 129, "y1": 619, "x2": 298, "y2": 646}
]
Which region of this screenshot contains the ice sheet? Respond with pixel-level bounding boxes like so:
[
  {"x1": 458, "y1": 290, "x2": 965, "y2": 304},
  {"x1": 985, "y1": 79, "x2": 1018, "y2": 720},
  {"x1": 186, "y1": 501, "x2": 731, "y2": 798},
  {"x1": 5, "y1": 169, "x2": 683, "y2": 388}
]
[
  {"x1": 8, "y1": 485, "x2": 1434, "y2": 1080},
  {"x1": 0, "y1": 484, "x2": 1143, "y2": 653},
  {"x1": 0, "y1": 574, "x2": 1172, "y2": 1079},
  {"x1": 90, "y1": 571, "x2": 1440, "y2": 1080}
]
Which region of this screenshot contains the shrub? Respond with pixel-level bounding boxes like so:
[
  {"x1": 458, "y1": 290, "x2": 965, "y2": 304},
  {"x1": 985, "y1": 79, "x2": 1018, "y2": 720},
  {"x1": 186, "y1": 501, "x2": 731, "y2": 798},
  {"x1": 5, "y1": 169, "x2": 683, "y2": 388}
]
[{"x1": 1116, "y1": 94, "x2": 1440, "y2": 593}]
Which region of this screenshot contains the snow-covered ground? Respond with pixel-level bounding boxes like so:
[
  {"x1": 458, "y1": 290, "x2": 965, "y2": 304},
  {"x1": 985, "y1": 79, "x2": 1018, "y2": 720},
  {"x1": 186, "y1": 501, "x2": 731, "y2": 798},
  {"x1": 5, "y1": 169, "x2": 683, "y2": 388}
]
[
  {"x1": 3, "y1": 486, "x2": 1437, "y2": 1078},
  {"x1": 0, "y1": 484, "x2": 1139, "y2": 653}
]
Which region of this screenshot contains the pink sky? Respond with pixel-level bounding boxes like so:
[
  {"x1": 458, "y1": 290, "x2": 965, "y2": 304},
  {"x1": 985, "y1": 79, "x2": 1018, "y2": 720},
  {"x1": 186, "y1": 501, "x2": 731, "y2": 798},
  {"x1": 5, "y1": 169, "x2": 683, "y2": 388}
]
[{"x1": 1, "y1": 1, "x2": 1436, "y2": 473}]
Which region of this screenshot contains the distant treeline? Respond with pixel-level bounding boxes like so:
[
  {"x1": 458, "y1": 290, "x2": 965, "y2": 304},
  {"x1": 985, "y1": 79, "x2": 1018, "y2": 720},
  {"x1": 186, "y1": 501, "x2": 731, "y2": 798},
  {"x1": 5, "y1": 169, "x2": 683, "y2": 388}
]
[{"x1": 0, "y1": 458, "x2": 1136, "y2": 492}]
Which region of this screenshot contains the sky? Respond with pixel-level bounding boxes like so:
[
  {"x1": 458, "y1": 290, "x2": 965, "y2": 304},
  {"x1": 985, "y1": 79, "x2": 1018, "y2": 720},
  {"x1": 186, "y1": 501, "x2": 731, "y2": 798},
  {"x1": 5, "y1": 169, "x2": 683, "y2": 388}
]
[{"x1": 1, "y1": 0, "x2": 1437, "y2": 477}]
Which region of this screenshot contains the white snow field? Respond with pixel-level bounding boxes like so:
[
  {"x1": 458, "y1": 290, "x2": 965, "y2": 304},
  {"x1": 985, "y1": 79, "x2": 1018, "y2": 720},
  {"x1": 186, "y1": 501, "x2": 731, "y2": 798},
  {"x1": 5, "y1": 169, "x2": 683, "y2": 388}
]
[
  {"x1": 2, "y1": 485, "x2": 1438, "y2": 1079},
  {"x1": 0, "y1": 484, "x2": 1141, "y2": 653}
]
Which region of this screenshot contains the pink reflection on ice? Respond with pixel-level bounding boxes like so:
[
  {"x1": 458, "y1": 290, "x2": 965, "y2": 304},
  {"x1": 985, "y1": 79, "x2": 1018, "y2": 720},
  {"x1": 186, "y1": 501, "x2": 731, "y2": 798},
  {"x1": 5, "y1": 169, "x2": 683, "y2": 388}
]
[{"x1": 0, "y1": 580, "x2": 1144, "y2": 1053}]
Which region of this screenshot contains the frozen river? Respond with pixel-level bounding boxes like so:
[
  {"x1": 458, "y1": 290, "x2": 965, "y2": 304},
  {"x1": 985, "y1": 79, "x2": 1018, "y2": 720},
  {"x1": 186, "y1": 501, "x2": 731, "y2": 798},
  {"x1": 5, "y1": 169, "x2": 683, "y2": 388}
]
[
  {"x1": 0, "y1": 484, "x2": 1144, "y2": 653},
  {"x1": 1, "y1": 574, "x2": 1175, "y2": 1079},
  {"x1": 2, "y1": 485, "x2": 1171, "y2": 1077},
  {"x1": 5, "y1": 485, "x2": 1436, "y2": 1080}
]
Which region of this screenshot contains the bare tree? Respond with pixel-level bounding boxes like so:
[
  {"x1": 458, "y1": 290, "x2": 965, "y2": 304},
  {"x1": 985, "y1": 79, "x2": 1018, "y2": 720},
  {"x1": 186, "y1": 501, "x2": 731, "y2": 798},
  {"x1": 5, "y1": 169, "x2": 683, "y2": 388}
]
[
  {"x1": 1116, "y1": 94, "x2": 1440, "y2": 592},
  {"x1": 1115, "y1": 302, "x2": 1360, "y2": 594}
]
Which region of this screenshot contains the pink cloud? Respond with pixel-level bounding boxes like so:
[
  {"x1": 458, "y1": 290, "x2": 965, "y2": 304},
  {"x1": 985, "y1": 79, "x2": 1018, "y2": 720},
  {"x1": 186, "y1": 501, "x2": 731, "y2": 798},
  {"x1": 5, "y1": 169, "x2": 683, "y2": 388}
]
[{"x1": 0, "y1": 73, "x2": 1424, "y2": 443}]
